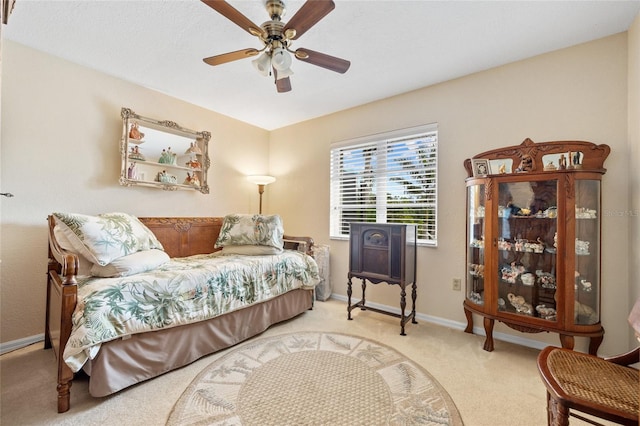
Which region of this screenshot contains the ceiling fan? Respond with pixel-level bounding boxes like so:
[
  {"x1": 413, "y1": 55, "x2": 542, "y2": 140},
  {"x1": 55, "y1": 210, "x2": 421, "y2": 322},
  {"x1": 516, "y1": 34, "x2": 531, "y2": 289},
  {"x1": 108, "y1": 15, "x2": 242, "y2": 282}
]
[{"x1": 201, "y1": 0, "x2": 351, "y2": 93}]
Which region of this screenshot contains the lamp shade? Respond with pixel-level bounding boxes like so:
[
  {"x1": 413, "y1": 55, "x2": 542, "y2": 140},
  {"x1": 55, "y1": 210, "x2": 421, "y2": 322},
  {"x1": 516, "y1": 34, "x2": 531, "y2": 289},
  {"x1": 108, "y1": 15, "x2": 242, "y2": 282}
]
[
  {"x1": 247, "y1": 175, "x2": 276, "y2": 185},
  {"x1": 275, "y1": 66, "x2": 293, "y2": 80},
  {"x1": 271, "y1": 48, "x2": 292, "y2": 71},
  {"x1": 252, "y1": 53, "x2": 270, "y2": 76}
]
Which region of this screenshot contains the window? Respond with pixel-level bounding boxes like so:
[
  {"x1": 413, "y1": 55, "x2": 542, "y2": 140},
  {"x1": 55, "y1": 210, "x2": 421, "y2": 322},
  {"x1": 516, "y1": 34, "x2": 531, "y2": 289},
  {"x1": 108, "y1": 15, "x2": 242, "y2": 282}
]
[{"x1": 330, "y1": 124, "x2": 438, "y2": 246}]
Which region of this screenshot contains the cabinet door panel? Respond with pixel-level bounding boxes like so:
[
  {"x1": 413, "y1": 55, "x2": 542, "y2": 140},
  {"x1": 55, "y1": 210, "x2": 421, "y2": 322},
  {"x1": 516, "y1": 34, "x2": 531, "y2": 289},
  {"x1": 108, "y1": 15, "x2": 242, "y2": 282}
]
[
  {"x1": 466, "y1": 184, "x2": 486, "y2": 306},
  {"x1": 497, "y1": 180, "x2": 558, "y2": 321},
  {"x1": 573, "y1": 180, "x2": 600, "y2": 325}
]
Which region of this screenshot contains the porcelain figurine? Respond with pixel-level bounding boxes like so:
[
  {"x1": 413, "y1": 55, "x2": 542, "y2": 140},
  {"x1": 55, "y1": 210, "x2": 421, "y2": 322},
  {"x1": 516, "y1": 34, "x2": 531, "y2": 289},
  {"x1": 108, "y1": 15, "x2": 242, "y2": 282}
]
[
  {"x1": 185, "y1": 141, "x2": 202, "y2": 155},
  {"x1": 129, "y1": 123, "x2": 144, "y2": 140},
  {"x1": 515, "y1": 154, "x2": 533, "y2": 172},
  {"x1": 508, "y1": 292, "x2": 533, "y2": 315},
  {"x1": 127, "y1": 162, "x2": 137, "y2": 179},
  {"x1": 536, "y1": 304, "x2": 557, "y2": 321},
  {"x1": 559, "y1": 154, "x2": 567, "y2": 169}
]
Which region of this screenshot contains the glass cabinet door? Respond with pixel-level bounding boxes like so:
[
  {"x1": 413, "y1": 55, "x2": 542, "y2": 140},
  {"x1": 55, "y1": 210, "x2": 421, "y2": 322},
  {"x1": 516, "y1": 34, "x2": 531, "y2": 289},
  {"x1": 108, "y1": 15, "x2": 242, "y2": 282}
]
[
  {"x1": 466, "y1": 184, "x2": 485, "y2": 305},
  {"x1": 574, "y1": 180, "x2": 600, "y2": 325},
  {"x1": 496, "y1": 180, "x2": 558, "y2": 322}
]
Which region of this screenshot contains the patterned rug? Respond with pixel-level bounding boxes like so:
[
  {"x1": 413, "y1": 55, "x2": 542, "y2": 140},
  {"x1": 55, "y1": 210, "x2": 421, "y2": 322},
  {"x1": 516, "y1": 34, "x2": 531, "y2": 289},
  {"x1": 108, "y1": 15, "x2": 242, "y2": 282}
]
[{"x1": 167, "y1": 331, "x2": 463, "y2": 425}]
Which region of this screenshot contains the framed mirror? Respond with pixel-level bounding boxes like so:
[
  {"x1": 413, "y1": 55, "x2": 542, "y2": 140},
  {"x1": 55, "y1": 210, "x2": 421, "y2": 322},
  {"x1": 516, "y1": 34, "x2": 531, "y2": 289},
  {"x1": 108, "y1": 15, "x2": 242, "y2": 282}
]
[{"x1": 119, "y1": 107, "x2": 211, "y2": 194}]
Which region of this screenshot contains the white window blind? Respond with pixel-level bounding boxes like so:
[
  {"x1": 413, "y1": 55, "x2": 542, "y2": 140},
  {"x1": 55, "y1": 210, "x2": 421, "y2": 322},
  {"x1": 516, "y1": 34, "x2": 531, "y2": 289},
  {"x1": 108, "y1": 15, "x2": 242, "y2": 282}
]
[{"x1": 330, "y1": 124, "x2": 438, "y2": 245}]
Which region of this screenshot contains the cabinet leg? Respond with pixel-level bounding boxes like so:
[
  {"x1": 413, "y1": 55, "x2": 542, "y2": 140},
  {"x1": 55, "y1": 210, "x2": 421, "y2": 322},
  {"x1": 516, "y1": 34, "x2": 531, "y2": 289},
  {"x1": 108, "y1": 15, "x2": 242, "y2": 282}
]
[
  {"x1": 463, "y1": 306, "x2": 474, "y2": 334},
  {"x1": 399, "y1": 286, "x2": 407, "y2": 336},
  {"x1": 483, "y1": 317, "x2": 495, "y2": 352},
  {"x1": 559, "y1": 334, "x2": 575, "y2": 351},
  {"x1": 347, "y1": 276, "x2": 353, "y2": 320},
  {"x1": 588, "y1": 334, "x2": 603, "y2": 356},
  {"x1": 410, "y1": 282, "x2": 418, "y2": 324},
  {"x1": 360, "y1": 279, "x2": 367, "y2": 310}
]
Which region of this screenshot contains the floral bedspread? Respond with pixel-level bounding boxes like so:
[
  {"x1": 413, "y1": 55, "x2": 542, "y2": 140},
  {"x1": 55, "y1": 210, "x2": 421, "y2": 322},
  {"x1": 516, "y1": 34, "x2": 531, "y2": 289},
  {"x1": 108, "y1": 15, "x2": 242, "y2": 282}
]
[{"x1": 63, "y1": 251, "x2": 320, "y2": 372}]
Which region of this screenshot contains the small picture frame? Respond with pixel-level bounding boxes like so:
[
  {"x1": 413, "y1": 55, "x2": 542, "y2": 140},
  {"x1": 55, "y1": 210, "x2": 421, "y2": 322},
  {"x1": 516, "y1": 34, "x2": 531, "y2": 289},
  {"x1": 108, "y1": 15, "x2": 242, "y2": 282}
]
[{"x1": 472, "y1": 159, "x2": 491, "y2": 177}]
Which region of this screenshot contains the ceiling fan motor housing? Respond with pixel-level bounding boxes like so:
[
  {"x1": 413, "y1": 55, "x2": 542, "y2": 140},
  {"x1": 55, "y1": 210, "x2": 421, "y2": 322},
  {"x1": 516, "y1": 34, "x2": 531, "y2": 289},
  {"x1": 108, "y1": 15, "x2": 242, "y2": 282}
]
[
  {"x1": 261, "y1": 20, "x2": 286, "y2": 43},
  {"x1": 265, "y1": 0, "x2": 286, "y2": 20}
]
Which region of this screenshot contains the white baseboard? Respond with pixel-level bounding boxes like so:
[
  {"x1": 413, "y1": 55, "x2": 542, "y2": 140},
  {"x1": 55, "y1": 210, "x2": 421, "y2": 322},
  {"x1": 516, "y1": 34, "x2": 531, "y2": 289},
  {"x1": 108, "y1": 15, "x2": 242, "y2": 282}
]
[
  {"x1": 330, "y1": 294, "x2": 549, "y2": 351},
  {"x1": 0, "y1": 334, "x2": 44, "y2": 355}
]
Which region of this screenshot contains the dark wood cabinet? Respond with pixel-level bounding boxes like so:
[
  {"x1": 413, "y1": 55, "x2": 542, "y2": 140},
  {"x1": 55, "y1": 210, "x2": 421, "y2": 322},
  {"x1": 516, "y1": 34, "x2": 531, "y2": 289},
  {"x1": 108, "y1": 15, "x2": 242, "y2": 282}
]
[
  {"x1": 347, "y1": 223, "x2": 417, "y2": 335},
  {"x1": 463, "y1": 138, "x2": 610, "y2": 354}
]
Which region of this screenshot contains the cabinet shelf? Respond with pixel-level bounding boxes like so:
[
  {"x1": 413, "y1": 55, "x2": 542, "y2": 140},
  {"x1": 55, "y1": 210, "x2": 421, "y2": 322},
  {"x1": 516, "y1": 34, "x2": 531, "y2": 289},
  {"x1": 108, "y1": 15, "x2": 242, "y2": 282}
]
[{"x1": 127, "y1": 158, "x2": 202, "y2": 172}]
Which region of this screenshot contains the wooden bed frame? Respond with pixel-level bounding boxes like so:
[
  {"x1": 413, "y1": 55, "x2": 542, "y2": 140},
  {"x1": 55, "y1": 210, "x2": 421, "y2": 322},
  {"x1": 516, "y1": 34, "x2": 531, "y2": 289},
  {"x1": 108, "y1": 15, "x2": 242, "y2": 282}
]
[{"x1": 45, "y1": 216, "x2": 315, "y2": 413}]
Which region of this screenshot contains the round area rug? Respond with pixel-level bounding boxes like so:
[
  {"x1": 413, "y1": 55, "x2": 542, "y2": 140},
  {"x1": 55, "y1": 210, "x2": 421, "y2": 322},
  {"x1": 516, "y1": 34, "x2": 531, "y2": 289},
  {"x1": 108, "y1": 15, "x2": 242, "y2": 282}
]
[{"x1": 167, "y1": 331, "x2": 463, "y2": 425}]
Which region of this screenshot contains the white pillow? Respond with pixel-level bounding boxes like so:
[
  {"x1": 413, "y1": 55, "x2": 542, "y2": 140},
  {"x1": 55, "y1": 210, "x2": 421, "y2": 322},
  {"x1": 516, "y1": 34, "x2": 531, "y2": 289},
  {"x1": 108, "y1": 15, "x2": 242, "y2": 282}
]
[
  {"x1": 52, "y1": 225, "x2": 93, "y2": 276},
  {"x1": 221, "y1": 245, "x2": 283, "y2": 256},
  {"x1": 90, "y1": 249, "x2": 170, "y2": 277},
  {"x1": 53, "y1": 212, "x2": 164, "y2": 266},
  {"x1": 214, "y1": 214, "x2": 284, "y2": 249}
]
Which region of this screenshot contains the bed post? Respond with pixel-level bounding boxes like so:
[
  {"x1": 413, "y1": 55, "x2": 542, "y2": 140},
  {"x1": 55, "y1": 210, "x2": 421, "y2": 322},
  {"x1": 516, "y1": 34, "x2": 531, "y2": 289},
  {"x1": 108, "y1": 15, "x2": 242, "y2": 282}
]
[{"x1": 46, "y1": 215, "x2": 78, "y2": 413}]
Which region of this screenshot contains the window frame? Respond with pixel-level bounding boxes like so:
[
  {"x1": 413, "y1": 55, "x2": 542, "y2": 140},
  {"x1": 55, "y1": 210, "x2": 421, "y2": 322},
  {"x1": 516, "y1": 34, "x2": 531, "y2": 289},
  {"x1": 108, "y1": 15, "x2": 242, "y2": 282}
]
[{"x1": 330, "y1": 123, "x2": 438, "y2": 246}]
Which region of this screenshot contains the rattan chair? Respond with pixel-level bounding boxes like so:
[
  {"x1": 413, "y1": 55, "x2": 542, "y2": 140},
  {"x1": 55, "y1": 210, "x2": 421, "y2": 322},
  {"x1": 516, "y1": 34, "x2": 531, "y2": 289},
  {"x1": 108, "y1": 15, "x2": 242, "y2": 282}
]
[{"x1": 537, "y1": 345, "x2": 639, "y2": 425}]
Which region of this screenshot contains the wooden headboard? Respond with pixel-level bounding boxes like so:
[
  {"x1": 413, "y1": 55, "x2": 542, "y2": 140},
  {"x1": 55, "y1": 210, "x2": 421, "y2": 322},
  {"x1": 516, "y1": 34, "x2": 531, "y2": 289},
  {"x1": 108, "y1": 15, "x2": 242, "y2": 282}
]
[
  {"x1": 138, "y1": 217, "x2": 223, "y2": 258},
  {"x1": 138, "y1": 216, "x2": 315, "y2": 257}
]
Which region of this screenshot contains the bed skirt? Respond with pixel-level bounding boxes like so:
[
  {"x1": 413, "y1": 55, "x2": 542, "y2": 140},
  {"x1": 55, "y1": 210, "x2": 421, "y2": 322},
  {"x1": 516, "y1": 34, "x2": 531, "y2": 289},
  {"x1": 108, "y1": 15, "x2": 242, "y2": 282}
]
[{"x1": 85, "y1": 288, "x2": 313, "y2": 397}]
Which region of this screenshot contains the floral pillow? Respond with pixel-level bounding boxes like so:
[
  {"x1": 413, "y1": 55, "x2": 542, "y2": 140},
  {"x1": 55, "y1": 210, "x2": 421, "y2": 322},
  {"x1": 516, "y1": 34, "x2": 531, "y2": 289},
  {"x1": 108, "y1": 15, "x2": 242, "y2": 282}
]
[
  {"x1": 52, "y1": 212, "x2": 164, "y2": 266},
  {"x1": 214, "y1": 214, "x2": 284, "y2": 250}
]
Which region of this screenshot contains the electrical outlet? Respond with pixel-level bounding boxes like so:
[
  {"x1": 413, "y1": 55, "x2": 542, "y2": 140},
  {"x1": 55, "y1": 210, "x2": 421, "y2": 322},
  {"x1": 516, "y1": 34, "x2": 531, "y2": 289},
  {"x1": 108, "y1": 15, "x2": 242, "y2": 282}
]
[{"x1": 452, "y1": 278, "x2": 462, "y2": 291}]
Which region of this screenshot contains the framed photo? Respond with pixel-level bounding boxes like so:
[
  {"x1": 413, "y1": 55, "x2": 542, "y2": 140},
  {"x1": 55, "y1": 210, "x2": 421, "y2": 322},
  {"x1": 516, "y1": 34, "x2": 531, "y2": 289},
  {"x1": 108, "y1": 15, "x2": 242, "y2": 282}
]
[{"x1": 472, "y1": 159, "x2": 490, "y2": 177}]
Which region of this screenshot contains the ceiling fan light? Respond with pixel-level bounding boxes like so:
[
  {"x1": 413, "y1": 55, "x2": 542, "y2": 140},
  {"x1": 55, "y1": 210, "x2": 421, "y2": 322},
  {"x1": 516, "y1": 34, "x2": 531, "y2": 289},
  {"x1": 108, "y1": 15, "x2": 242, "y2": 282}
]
[
  {"x1": 271, "y1": 47, "x2": 292, "y2": 71},
  {"x1": 275, "y1": 66, "x2": 293, "y2": 80},
  {"x1": 252, "y1": 52, "x2": 271, "y2": 76}
]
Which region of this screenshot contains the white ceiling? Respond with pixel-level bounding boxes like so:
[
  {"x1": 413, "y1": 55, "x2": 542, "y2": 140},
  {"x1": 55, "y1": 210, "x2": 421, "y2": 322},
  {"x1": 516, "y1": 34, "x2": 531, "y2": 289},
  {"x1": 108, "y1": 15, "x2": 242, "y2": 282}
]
[{"x1": 4, "y1": 0, "x2": 640, "y2": 130}]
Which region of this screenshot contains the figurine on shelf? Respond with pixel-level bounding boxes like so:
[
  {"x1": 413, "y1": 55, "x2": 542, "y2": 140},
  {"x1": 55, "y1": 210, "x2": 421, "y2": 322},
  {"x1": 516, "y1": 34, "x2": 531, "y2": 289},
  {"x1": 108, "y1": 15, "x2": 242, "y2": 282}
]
[
  {"x1": 508, "y1": 293, "x2": 533, "y2": 315},
  {"x1": 186, "y1": 158, "x2": 201, "y2": 169},
  {"x1": 183, "y1": 172, "x2": 200, "y2": 187},
  {"x1": 129, "y1": 123, "x2": 144, "y2": 141},
  {"x1": 536, "y1": 304, "x2": 557, "y2": 321},
  {"x1": 157, "y1": 170, "x2": 177, "y2": 184},
  {"x1": 570, "y1": 151, "x2": 582, "y2": 169},
  {"x1": 559, "y1": 154, "x2": 567, "y2": 169},
  {"x1": 185, "y1": 141, "x2": 202, "y2": 155},
  {"x1": 127, "y1": 162, "x2": 138, "y2": 179},
  {"x1": 158, "y1": 147, "x2": 177, "y2": 165},
  {"x1": 128, "y1": 146, "x2": 145, "y2": 161},
  {"x1": 498, "y1": 163, "x2": 506, "y2": 174},
  {"x1": 574, "y1": 300, "x2": 598, "y2": 324},
  {"x1": 515, "y1": 154, "x2": 533, "y2": 172}
]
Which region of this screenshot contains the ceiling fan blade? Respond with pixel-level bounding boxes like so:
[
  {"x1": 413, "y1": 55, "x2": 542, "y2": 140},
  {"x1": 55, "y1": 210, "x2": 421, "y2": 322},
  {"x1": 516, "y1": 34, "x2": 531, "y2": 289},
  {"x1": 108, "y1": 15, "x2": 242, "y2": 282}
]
[
  {"x1": 201, "y1": 0, "x2": 266, "y2": 37},
  {"x1": 203, "y1": 48, "x2": 260, "y2": 66},
  {"x1": 295, "y1": 48, "x2": 350, "y2": 73},
  {"x1": 276, "y1": 77, "x2": 292, "y2": 93},
  {"x1": 273, "y1": 69, "x2": 292, "y2": 93},
  {"x1": 283, "y1": 0, "x2": 335, "y2": 40}
]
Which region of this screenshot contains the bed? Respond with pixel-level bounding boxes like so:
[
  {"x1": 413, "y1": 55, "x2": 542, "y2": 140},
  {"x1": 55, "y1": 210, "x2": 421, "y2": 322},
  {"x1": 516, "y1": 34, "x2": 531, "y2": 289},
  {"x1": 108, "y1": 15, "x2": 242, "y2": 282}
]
[{"x1": 45, "y1": 213, "x2": 319, "y2": 413}]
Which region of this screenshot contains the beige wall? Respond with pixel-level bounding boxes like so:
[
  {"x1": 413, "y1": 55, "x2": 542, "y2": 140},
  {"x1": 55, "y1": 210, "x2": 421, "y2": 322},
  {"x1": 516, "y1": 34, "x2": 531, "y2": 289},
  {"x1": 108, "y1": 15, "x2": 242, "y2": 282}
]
[
  {"x1": 1, "y1": 31, "x2": 635, "y2": 356},
  {"x1": 0, "y1": 41, "x2": 271, "y2": 344},
  {"x1": 628, "y1": 14, "x2": 640, "y2": 347},
  {"x1": 269, "y1": 33, "x2": 631, "y2": 355}
]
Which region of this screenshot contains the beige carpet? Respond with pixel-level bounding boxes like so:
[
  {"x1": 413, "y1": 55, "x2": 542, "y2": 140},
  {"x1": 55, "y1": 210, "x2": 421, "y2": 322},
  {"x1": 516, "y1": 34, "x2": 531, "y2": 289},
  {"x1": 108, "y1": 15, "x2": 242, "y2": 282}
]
[
  {"x1": 167, "y1": 331, "x2": 463, "y2": 425},
  {"x1": 2, "y1": 299, "x2": 616, "y2": 425}
]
